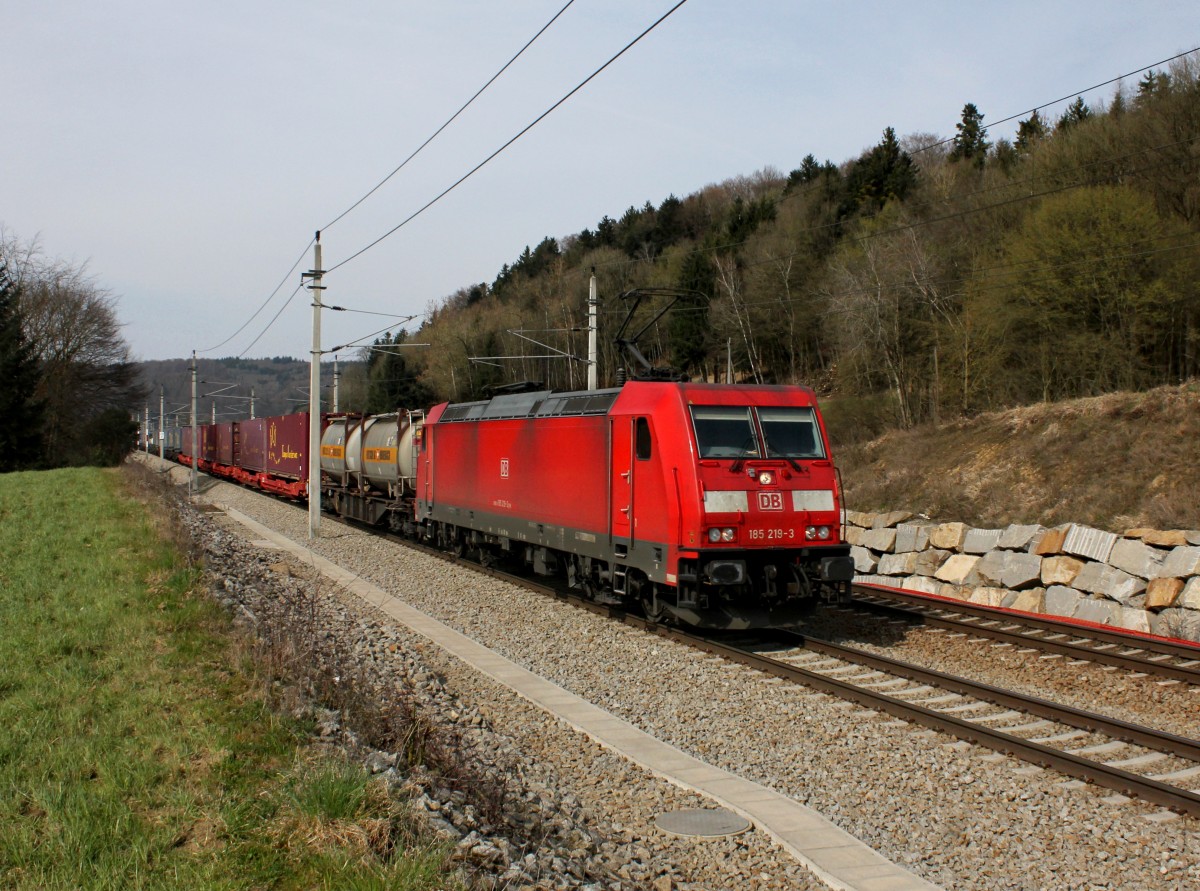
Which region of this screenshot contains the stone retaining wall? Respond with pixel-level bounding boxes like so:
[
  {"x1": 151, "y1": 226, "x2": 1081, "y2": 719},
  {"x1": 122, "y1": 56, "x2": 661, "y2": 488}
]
[{"x1": 845, "y1": 510, "x2": 1200, "y2": 642}]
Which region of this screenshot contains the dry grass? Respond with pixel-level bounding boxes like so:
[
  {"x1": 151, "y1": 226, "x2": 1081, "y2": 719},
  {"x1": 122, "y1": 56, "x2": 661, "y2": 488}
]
[{"x1": 836, "y1": 382, "x2": 1200, "y2": 531}]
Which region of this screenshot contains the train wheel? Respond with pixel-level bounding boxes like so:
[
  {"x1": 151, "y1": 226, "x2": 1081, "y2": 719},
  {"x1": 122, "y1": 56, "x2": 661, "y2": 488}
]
[{"x1": 641, "y1": 583, "x2": 666, "y2": 624}]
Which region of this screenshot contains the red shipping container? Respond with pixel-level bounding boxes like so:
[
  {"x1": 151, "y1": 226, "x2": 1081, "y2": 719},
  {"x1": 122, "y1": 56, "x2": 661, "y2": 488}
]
[
  {"x1": 264, "y1": 412, "x2": 309, "y2": 481},
  {"x1": 213, "y1": 423, "x2": 235, "y2": 466},
  {"x1": 238, "y1": 419, "x2": 268, "y2": 473}
]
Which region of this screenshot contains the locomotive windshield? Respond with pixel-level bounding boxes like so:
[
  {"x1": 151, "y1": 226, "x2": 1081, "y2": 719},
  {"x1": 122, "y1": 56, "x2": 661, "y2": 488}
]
[
  {"x1": 691, "y1": 406, "x2": 760, "y2": 458},
  {"x1": 760, "y1": 406, "x2": 825, "y2": 459},
  {"x1": 690, "y1": 405, "x2": 825, "y2": 460}
]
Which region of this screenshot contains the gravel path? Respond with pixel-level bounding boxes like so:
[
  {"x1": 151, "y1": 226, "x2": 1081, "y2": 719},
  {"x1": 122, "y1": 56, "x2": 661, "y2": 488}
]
[{"x1": 170, "y1": 463, "x2": 1200, "y2": 890}]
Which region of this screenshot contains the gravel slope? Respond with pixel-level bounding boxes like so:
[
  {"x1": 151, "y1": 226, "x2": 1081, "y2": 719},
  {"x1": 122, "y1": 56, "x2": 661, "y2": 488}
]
[{"x1": 172, "y1": 464, "x2": 1200, "y2": 891}]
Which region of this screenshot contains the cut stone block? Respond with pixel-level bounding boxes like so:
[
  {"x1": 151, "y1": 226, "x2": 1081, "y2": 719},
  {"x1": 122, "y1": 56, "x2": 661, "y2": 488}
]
[
  {"x1": 1116, "y1": 606, "x2": 1151, "y2": 634},
  {"x1": 843, "y1": 526, "x2": 864, "y2": 547},
  {"x1": 1158, "y1": 546, "x2": 1200, "y2": 579},
  {"x1": 1061, "y1": 524, "x2": 1118, "y2": 563},
  {"x1": 1108, "y1": 538, "x2": 1166, "y2": 580},
  {"x1": 998, "y1": 524, "x2": 1044, "y2": 551},
  {"x1": 853, "y1": 574, "x2": 892, "y2": 587},
  {"x1": 1145, "y1": 578, "x2": 1184, "y2": 610},
  {"x1": 962, "y1": 528, "x2": 1004, "y2": 554},
  {"x1": 1034, "y1": 526, "x2": 1069, "y2": 556},
  {"x1": 850, "y1": 545, "x2": 878, "y2": 574},
  {"x1": 893, "y1": 522, "x2": 932, "y2": 553},
  {"x1": 974, "y1": 551, "x2": 1008, "y2": 586},
  {"x1": 912, "y1": 548, "x2": 951, "y2": 577},
  {"x1": 1002, "y1": 552, "x2": 1044, "y2": 590},
  {"x1": 1041, "y1": 555, "x2": 1084, "y2": 586},
  {"x1": 937, "y1": 583, "x2": 970, "y2": 601},
  {"x1": 877, "y1": 551, "x2": 920, "y2": 576},
  {"x1": 1044, "y1": 585, "x2": 1083, "y2": 617},
  {"x1": 1005, "y1": 588, "x2": 1046, "y2": 613},
  {"x1": 871, "y1": 510, "x2": 913, "y2": 529},
  {"x1": 901, "y1": 575, "x2": 941, "y2": 595},
  {"x1": 1073, "y1": 562, "x2": 1146, "y2": 604},
  {"x1": 1141, "y1": 530, "x2": 1190, "y2": 548},
  {"x1": 935, "y1": 554, "x2": 980, "y2": 585},
  {"x1": 1150, "y1": 608, "x2": 1200, "y2": 644},
  {"x1": 844, "y1": 510, "x2": 875, "y2": 528},
  {"x1": 969, "y1": 587, "x2": 1007, "y2": 607},
  {"x1": 1182, "y1": 577, "x2": 1200, "y2": 611},
  {"x1": 1074, "y1": 597, "x2": 1119, "y2": 625},
  {"x1": 859, "y1": 528, "x2": 897, "y2": 553},
  {"x1": 928, "y1": 522, "x2": 968, "y2": 551}
]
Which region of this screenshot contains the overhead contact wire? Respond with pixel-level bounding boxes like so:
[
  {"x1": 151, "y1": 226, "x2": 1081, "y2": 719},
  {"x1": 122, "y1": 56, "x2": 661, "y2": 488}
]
[
  {"x1": 198, "y1": 238, "x2": 314, "y2": 353},
  {"x1": 320, "y1": 0, "x2": 579, "y2": 232},
  {"x1": 329, "y1": 0, "x2": 692, "y2": 273}
]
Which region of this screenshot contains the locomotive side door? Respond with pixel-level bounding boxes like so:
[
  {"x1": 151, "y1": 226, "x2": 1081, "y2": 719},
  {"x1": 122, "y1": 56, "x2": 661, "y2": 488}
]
[{"x1": 610, "y1": 416, "x2": 633, "y2": 553}]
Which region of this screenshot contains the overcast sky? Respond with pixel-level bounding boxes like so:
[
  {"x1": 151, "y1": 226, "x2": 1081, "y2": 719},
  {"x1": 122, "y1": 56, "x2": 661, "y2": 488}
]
[{"x1": 4, "y1": 1, "x2": 1197, "y2": 362}]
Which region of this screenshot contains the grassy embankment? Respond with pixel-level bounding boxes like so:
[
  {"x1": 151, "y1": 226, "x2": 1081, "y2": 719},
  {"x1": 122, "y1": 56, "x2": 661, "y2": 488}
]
[{"x1": 0, "y1": 466, "x2": 455, "y2": 890}]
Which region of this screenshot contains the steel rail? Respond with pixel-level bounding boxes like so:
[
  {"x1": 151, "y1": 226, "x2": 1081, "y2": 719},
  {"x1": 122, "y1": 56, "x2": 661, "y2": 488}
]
[
  {"x1": 851, "y1": 586, "x2": 1200, "y2": 684},
  {"x1": 380, "y1": 531, "x2": 1200, "y2": 816},
  {"x1": 774, "y1": 630, "x2": 1200, "y2": 762},
  {"x1": 657, "y1": 626, "x2": 1200, "y2": 818},
  {"x1": 181, "y1": 471, "x2": 1200, "y2": 819}
]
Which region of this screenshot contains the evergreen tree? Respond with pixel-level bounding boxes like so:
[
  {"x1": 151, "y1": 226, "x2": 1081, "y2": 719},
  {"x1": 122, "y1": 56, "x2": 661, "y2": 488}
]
[
  {"x1": 1135, "y1": 70, "x2": 1171, "y2": 105},
  {"x1": 1015, "y1": 110, "x2": 1047, "y2": 152},
  {"x1": 948, "y1": 102, "x2": 990, "y2": 168},
  {"x1": 1056, "y1": 96, "x2": 1092, "y2": 132},
  {"x1": 841, "y1": 127, "x2": 917, "y2": 215},
  {"x1": 668, "y1": 248, "x2": 715, "y2": 376},
  {"x1": 365, "y1": 331, "x2": 435, "y2": 413},
  {"x1": 0, "y1": 265, "x2": 45, "y2": 471}
]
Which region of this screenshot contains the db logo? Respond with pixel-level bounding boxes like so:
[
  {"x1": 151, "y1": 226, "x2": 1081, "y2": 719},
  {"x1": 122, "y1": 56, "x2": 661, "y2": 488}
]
[
  {"x1": 500, "y1": 458, "x2": 510, "y2": 479},
  {"x1": 757, "y1": 491, "x2": 784, "y2": 511}
]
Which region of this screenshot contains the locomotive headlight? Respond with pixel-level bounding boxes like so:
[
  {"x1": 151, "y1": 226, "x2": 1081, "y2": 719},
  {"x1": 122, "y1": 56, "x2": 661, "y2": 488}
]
[
  {"x1": 721, "y1": 527, "x2": 736, "y2": 542},
  {"x1": 708, "y1": 527, "x2": 736, "y2": 543},
  {"x1": 806, "y1": 525, "x2": 832, "y2": 541},
  {"x1": 758, "y1": 471, "x2": 774, "y2": 486},
  {"x1": 708, "y1": 527, "x2": 722, "y2": 543}
]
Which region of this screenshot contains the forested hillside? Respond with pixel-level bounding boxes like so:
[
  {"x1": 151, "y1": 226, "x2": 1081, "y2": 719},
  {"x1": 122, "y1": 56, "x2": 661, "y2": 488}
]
[{"x1": 399, "y1": 58, "x2": 1198, "y2": 436}]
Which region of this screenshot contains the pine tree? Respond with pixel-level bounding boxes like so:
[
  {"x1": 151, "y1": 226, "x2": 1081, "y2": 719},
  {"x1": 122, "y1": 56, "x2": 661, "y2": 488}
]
[
  {"x1": 1015, "y1": 110, "x2": 1047, "y2": 152},
  {"x1": 948, "y1": 102, "x2": 990, "y2": 169},
  {"x1": 0, "y1": 265, "x2": 45, "y2": 471},
  {"x1": 365, "y1": 331, "x2": 435, "y2": 413},
  {"x1": 1056, "y1": 97, "x2": 1092, "y2": 132}
]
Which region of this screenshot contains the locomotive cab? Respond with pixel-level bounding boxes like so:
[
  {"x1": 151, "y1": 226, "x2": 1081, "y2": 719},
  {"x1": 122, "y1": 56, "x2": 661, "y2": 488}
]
[
  {"x1": 605, "y1": 382, "x2": 852, "y2": 628},
  {"x1": 681, "y1": 399, "x2": 854, "y2": 622}
]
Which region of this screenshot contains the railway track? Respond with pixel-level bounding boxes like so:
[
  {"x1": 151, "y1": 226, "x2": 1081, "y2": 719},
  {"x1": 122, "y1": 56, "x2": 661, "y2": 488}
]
[
  {"x1": 738, "y1": 630, "x2": 1200, "y2": 819},
  {"x1": 185, "y1": 468, "x2": 1200, "y2": 821},
  {"x1": 849, "y1": 584, "x2": 1200, "y2": 685},
  {"x1": 383, "y1": 533, "x2": 1200, "y2": 818}
]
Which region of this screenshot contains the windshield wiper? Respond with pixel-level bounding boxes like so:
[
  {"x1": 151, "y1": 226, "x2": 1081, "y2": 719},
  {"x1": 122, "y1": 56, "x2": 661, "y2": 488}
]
[{"x1": 729, "y1": 437, "x2": 759, "y2": 474}]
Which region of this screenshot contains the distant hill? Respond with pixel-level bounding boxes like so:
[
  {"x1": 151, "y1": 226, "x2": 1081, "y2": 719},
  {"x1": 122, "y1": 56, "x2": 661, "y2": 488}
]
[{"x1": 136, "y1": 357, "x2": 364, "y2": 425}]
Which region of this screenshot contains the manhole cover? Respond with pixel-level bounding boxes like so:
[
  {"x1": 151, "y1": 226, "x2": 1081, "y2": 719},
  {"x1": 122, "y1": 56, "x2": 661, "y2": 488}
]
[{"x1": 654, "y1": 808, "x2": 751, "y2": 838}]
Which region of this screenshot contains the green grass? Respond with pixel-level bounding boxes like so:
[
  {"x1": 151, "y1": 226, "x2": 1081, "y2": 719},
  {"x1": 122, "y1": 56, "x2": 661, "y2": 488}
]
[{"x1": 0, "y1": 466, "x2": 455, "y2": 890}]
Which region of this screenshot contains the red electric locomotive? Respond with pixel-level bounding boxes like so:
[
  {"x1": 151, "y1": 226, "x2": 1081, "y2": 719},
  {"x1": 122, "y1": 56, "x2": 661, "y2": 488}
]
[{"x1": 415, "y1": 380, "x2": 853, "y2": 628}]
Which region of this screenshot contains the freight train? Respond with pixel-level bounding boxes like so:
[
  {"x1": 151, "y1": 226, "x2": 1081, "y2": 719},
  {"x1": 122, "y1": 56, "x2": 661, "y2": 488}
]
[{"x1": 167, "y1": 380, "x2": 853, "y2": 629}]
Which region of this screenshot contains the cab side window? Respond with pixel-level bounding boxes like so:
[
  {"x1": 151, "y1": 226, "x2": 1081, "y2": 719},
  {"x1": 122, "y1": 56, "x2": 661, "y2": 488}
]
[{"x1": 635, "y1": 417, "x2": 652, "y2": 460}]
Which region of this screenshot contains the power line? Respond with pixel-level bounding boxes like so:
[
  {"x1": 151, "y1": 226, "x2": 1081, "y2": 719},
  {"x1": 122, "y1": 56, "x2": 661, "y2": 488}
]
[
  {"x1": 198, "y1": 238, "x2": 314, "y2": 353},
  {"x1": 320, "y1": 0, "x2": 579, "y2": 232},
  {"x1": 328, "y1": 0, "x2": 692, "y2": 274},
  {"x1": 909, "y1": 45, "x2": 1200, "y2": 156},
  {"x1": 236, "y1": 282, "x2": 307, "y2": 359}
]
